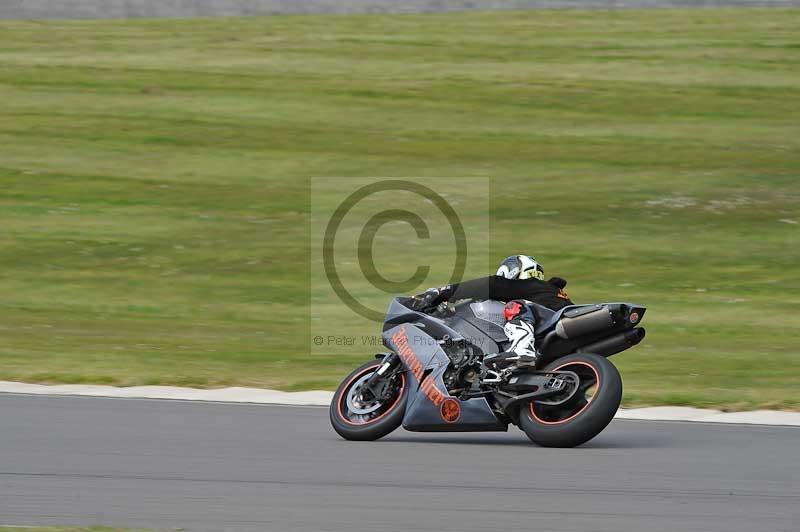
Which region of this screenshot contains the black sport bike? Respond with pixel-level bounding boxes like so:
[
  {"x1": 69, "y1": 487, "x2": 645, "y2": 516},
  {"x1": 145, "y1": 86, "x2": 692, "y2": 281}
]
[{"x1": 330, "y1": 297, "x2": 646, "y2": 447}]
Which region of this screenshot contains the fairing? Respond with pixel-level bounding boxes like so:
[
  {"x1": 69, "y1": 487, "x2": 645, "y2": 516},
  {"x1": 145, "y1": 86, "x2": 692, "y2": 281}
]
[{"x1": 384, "y1": 323, "x2": 507, "y2": 432}]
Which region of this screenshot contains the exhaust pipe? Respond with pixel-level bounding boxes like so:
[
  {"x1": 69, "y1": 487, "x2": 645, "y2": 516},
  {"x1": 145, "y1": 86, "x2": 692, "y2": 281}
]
[
  {"x1": 577, "y1": 328, "x2": 646, "y2": 357},
  {"x1": 556, "y1": 305, "x2": 614, "y2": 339}
]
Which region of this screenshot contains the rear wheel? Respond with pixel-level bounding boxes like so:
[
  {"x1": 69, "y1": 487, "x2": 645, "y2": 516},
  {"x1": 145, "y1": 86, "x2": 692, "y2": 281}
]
[
  {"x1": 330, "y1": 360, "x2": 408, "y2": 441},
  {"x1": 519, "y1": 353, "x2": 622, "y2": 448}
]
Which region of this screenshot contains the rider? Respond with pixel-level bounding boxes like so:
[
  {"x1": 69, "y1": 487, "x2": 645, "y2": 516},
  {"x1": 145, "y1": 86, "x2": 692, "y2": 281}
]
[{"x1": 411, "y1": 255, "x2": 573, "y2": 370}]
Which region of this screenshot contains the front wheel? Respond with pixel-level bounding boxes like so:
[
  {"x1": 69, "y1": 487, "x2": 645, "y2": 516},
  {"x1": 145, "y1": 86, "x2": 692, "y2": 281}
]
[
  {"x1": 330, "y1": 359, "x2": 408, "y2": 441},
  {"x1": 519, "y1": 353, "x2": 622, "y2": 448}
]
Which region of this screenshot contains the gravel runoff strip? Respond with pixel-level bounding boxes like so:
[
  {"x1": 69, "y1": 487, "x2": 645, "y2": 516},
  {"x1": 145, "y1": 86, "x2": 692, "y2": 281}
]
[
  {"x1": 1, "y1": 380, "x2": 798, "y2": 426},
  {"x1": 2, "y1": 0, "x2": 800, "y2": 20}
]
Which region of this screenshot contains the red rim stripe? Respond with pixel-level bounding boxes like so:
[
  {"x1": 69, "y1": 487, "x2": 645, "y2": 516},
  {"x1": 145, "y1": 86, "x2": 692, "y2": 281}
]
[
  {"x1": 530, "y1": 361, "x2": 600, "y2": 426},
  {"x1": 336, "y1": 364, "x2": 406, "y2": 426}
]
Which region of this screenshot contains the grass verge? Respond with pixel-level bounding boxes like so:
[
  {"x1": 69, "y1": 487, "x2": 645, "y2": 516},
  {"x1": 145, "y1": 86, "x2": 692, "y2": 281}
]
[{"x1": 0, "y1": 9, "x2": 798, "y2": 410}]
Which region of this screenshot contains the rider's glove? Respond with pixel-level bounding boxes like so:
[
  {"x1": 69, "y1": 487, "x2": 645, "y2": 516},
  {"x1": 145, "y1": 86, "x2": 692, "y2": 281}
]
[
  {"x1": 547, "y1": 277, "x2": 567, "y2": 289},
  {"x1": 410, "y1": 285, "x2": 452, "y2": 311}
]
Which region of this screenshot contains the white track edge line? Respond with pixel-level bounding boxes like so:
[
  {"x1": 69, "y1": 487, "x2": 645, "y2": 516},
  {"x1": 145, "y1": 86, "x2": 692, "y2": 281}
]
[{"x1": 0, "y1": 381, "x2": 798, "y2": 426}]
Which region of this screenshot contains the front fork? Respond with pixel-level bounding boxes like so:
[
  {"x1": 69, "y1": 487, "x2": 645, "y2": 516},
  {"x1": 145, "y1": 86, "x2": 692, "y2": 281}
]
[{"x1": 362, "y1": 353, "x2": 401, "y2": 401}]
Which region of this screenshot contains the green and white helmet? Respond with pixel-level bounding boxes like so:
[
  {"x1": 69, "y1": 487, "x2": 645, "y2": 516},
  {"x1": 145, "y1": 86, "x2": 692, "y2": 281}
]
[{"x1": 496, "y1": 255, "x2": 545, "y2": 281}]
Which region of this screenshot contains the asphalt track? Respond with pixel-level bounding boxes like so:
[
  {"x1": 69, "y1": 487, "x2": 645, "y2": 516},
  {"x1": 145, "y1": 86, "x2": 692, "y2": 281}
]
[
  {"x1": 1, "y1": 394, "x2": 799, "y2": 532},
  {"x1": 1, "y1": 0, "x2": 800, "y2": 20}
]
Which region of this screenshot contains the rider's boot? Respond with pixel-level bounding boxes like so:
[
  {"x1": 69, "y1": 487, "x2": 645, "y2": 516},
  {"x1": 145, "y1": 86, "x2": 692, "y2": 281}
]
[{"x1": 483, "y1": 300, "x2": 540, "y2": 371}]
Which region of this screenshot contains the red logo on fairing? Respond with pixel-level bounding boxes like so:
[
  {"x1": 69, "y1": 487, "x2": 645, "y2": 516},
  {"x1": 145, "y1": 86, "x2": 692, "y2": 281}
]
[
  {"x1": 391, "y1": 327, "x2": 447, "y2": 407},
  {"x1": 440, "y1": 398, "x2": 461, "y2": 423}
]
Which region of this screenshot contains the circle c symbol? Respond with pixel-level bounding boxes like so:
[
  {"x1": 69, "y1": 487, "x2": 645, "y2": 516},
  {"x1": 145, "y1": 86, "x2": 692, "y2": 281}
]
[{"x1": 323, "y1": 180, "x2": 468, "y2": 322}]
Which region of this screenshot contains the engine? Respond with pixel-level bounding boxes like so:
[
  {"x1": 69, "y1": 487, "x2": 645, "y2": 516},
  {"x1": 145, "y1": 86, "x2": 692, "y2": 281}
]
[{"x1": 441, "y1": 339, "x2": 483, "y2": 395}]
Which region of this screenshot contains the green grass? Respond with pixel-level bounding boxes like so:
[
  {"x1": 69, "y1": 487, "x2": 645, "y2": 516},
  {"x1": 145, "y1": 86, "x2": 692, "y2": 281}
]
[{"x1": 0, "y1": 9, "x2": 799, "y2": 410}]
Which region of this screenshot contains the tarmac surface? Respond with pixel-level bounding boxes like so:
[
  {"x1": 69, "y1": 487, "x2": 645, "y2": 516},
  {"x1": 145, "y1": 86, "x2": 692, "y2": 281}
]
[
  {"x1": 1, "y1": 0, "x2": 799, "y2": 19},
  {"x1": 1, "y1": 394, "x2": 798, "y2": 532}
]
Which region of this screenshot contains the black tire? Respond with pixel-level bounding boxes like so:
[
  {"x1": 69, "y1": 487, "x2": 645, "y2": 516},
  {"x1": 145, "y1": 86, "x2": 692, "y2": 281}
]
[
  {"x1": 519, "y1": 353, "x2": 622, "y2": 448},
  {"x1": 330, "y1": 360, "x2": 408, "y2": 441}
]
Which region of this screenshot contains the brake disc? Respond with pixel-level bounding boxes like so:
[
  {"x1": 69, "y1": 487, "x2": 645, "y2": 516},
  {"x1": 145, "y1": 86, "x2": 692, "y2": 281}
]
[
  {"x1": 345, "y1": 373, "x2": 383, "y2": 415},
  {"x1": 536, "y1": 370, "x2": 580, "y2": 406}
]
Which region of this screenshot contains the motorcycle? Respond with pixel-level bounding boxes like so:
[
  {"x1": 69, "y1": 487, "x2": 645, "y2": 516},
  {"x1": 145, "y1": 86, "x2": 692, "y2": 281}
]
[{"x1": 330, "y1": 296, "x2": 646, "y2": 447}]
